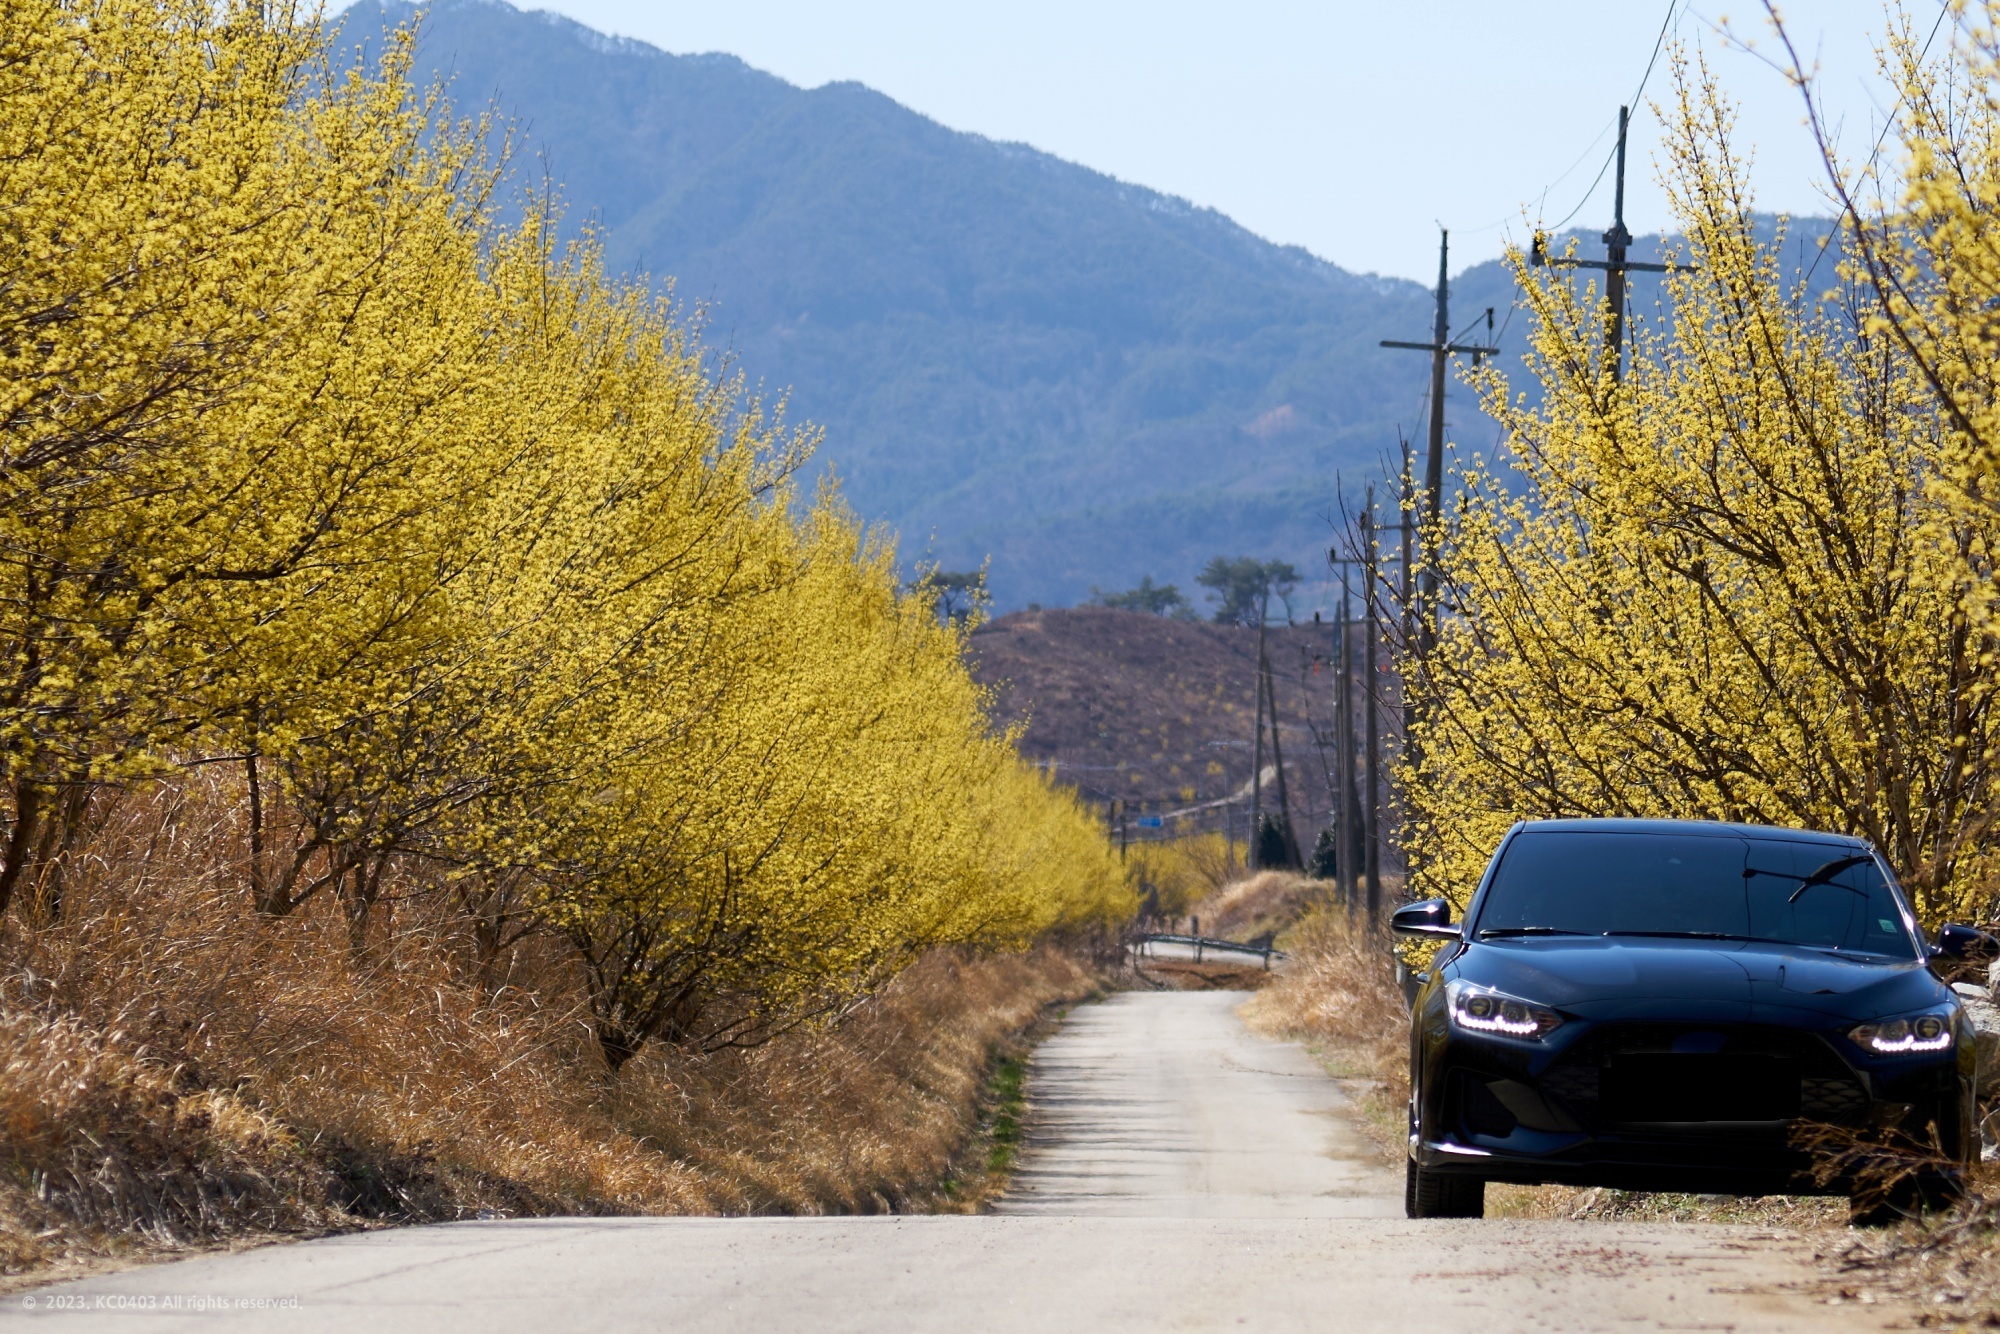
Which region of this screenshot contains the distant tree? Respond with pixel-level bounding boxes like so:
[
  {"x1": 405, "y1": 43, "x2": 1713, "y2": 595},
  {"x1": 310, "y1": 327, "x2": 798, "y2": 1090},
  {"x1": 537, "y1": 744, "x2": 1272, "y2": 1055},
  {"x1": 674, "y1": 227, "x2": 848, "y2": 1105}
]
[
  {"x1": 1088, "y1": 576, "x2": 1194, "y2": 619},
  {"x1": 1254, "y1": 813, "x2": 1299, "y2": 871},
  {"x1": 1197, "y1": 557, "x2": 1300, "y2": 626},
  {"x1": 912, "y1": 569, "x2": 987, "y2": 625},
  {"x1": 1308, "y1": 825, "x2": 1339, "y2": 880}
]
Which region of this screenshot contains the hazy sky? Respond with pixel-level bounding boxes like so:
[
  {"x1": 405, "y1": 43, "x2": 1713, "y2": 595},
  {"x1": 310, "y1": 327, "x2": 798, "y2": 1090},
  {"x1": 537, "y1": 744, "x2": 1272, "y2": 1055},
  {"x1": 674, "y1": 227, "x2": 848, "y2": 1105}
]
[{"x1": 402, "y1": 0, "x2": 1942, "y2": 282}]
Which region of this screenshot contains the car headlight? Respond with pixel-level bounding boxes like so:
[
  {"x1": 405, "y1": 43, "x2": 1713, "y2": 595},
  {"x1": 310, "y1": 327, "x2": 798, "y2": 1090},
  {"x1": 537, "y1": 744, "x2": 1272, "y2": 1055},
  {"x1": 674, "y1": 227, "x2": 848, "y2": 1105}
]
[
  {"x1": 1849, "y1": 1008, "x2": 1955, "y2": 1055},
  {"x1": 1446, "y1": 980, "x2": 1564, "y2": 1041}
]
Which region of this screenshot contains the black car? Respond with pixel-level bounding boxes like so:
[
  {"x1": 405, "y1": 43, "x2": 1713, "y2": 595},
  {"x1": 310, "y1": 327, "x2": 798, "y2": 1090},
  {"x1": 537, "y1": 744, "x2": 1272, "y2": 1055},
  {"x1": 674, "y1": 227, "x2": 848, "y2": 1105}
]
[{"x1": 1393, "y1": 818, "x2": 1996, "y2": 1221}]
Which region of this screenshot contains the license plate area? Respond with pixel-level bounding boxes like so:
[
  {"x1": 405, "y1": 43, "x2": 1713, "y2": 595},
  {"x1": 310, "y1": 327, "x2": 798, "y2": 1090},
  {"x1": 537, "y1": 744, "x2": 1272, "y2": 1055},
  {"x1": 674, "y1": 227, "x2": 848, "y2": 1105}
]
[{"x1": 1600, "y1": 1053, "x2": 1802, "y2": 1123}]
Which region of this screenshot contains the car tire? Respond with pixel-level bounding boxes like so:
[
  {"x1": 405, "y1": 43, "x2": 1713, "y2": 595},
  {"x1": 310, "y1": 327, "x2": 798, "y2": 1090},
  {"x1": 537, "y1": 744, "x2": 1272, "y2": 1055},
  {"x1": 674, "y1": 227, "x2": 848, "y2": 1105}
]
[
  {"x1": 1406, "y1": 1155, "x2": 1484, "y2": 1218},
  {"x1": 1848, "y1": 1186, "x2": 1901, "y2": 1229},
  {"x1": 1849, "y1": 1171, "x2": 1964, "y2": 1228}
]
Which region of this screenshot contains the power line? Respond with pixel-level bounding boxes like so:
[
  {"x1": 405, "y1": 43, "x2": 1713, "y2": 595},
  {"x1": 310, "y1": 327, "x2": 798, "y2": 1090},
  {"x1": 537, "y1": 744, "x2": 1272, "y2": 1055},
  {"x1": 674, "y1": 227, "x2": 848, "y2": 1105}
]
[
  {"x1": 1544, "y1": 134, "x2": 1621, "y2": 232},
  {"x1": 1629, "y1": 0, "x2": 1685, "y2": 109},
  {"x1": 1540, "y1": 0, "x2": 1686, "y2": 234}
]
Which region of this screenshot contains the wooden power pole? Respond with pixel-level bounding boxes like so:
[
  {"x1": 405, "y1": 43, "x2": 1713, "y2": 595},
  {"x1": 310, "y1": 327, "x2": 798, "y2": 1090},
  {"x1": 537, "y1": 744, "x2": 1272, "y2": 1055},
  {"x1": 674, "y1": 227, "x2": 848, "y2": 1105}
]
[
  {"x1": 1381, "y1": 229, "x2": 1497, "y2": 650},
  {"x1": 1378, "y1": 231, "x2": 1496, "y2": 887},
  {"x1": 1248, "y1": 600, "x2": 1266, "y2": 870},
  {"x1": 1361, "y1": 489, "x2": 1382, "y2": 922},
  {"x1": 1529, "y1": 106, "x2": 1686, "y2": 381},
  {"x1": 1337, "y1": 565, "x2": 1357, "y2": 909}
]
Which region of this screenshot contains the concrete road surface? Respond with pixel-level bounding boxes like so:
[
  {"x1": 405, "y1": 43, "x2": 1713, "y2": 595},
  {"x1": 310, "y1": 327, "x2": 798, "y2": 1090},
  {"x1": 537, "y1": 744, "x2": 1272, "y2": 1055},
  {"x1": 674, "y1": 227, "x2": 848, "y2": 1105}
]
[
  {"x1": 6, "y1": 991, "x2": 1893, "y2": 1333},
  {"x1": 996, "y1": 990, "x2": 1395, "y2": 1216}
]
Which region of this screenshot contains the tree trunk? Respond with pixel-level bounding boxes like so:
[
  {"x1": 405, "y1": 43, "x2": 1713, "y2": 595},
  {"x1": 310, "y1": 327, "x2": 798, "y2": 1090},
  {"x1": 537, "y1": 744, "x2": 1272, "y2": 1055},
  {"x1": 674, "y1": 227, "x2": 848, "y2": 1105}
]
[
  {"x1": 246, "y1": 751, "x2": 275, "y2": 912},
  {"x1": 29, "y1": 782, "x2": 92, "y2": 924},
  {"x1": 0, "y1": 778, "x2": 46, "y2": 921}
]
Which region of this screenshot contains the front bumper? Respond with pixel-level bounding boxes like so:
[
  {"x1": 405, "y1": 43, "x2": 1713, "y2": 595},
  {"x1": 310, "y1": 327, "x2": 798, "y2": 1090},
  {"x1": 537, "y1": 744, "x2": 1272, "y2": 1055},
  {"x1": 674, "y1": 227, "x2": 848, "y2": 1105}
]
[{"x1": 1416, "y1": 1019, "x2": 1969, "y2": 1193}]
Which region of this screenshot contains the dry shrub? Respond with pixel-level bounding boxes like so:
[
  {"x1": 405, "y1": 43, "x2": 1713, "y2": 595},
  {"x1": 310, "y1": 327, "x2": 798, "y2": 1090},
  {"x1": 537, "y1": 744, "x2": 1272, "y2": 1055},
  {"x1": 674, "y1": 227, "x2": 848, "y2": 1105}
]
[
  {"x1": 0, "y1": 775, "x2": 1100, "y2": 1281},
  {"x1": 1825, "y1": 1177, "x2": 2000, "y2": 1321},
  {"x1": 1193, "y1": 871, "x2": 1328, "y2": 945}
]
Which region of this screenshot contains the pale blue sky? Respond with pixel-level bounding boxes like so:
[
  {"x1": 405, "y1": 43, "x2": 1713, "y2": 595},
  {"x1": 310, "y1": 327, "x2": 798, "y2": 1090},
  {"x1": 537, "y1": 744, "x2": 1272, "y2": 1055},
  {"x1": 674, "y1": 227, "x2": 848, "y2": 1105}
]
[{"x1": 362, "y1": 0, "x2": 1940, "y2": 282}]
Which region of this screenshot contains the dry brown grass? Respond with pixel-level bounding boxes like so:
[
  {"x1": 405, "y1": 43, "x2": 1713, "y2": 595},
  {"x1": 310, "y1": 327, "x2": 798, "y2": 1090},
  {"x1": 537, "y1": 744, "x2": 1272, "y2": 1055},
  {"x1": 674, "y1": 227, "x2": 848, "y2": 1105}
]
[
  {"x1": 1194, "y1": 871, "x2": 1333, "y2": 945},
  {"x1": 1820, "y1": 1182, "x2": 2000, "y2": 1323},
  {"x1": 1130, "y1": 957, "x2": 1277, "y2": 991},
  {"x1": 0, "y1": 773, "x2": 1104, "y2": 1284}
]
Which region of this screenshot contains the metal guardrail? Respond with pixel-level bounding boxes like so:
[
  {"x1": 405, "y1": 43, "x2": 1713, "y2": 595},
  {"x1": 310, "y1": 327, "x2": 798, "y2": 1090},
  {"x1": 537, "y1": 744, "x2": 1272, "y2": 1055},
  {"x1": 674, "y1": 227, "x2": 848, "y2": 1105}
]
[{"x1": 1132, "y1": 933, "x2": 1287, "y2": 970}]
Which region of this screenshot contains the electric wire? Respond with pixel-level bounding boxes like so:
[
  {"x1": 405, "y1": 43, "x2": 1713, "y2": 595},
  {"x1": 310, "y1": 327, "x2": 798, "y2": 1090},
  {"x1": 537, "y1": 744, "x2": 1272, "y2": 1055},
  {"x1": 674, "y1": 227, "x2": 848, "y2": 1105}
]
[{"x1": 1541, "y1": 0, "x2": 1686, "y2": 234}]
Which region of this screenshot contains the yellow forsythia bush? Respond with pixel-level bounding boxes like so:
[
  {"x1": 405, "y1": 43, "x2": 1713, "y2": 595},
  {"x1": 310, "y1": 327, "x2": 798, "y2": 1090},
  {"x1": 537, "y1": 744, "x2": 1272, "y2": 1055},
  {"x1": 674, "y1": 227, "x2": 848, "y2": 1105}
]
[
  {"x1": 1405, "y1": 51, "x2": 2000, "y2": 925},
  {"x1": 0, "y1": 0, "x2": 1131, "y2": 1066}
]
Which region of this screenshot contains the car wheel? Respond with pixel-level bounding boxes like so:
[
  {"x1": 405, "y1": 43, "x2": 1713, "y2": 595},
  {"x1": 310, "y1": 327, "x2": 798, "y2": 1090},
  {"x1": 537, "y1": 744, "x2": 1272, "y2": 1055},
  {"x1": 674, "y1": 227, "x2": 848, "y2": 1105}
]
[
  {"x1": 1849, "y1": 1171, "x2": 1964, "y2": 1228},
  {"x1": 1405, "y1": 1155, "x2": 1484, "y2": 1218},
  {"x1": 1840, "y1": 1192, "x2": 1904, "y2": 1232}
]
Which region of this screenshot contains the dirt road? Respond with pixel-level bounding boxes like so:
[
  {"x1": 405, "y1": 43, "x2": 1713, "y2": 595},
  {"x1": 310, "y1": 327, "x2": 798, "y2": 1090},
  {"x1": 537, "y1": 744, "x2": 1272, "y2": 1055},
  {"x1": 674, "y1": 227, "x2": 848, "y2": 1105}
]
[{"x1": 4, "y1": 991, "x2": 1894, "y2": 1332}]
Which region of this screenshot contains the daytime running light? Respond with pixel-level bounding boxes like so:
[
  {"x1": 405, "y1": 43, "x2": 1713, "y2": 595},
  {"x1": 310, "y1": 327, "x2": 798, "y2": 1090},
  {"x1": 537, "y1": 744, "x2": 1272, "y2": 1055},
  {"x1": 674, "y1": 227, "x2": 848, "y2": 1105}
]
[
  {"x1": 1448, "y1": 982, "x2": 1563, "y2": 1041},
  {"x1": 1849, "y1": 1014, "x2": 1952, "y2": 1055}
]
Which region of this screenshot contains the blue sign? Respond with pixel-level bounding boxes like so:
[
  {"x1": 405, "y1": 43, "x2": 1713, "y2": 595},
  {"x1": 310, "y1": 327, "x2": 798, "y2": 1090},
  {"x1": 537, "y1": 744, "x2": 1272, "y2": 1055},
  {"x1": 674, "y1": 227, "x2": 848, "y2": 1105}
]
[{"x1": 1137, "y1": 816, "x2": 1164, "y2": 829}]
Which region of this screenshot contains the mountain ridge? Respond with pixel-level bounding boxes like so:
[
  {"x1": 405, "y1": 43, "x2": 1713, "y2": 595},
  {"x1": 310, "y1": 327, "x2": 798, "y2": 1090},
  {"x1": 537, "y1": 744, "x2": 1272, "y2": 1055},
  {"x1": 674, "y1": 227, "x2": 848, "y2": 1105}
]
[
  {"x1": 331, "y1": 0, "x2": 1450, "y2": 608},
  {"x1": 333, "y1": 1, "x2": 1831, "y2": 610}
]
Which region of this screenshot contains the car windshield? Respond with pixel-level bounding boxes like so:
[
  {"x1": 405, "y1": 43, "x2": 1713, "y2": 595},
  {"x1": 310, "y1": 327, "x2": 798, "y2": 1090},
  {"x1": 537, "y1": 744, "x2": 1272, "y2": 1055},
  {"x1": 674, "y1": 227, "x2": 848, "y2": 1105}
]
[{"x1": 1473, "y1": 830, "x2": 1917, "y2": 957}]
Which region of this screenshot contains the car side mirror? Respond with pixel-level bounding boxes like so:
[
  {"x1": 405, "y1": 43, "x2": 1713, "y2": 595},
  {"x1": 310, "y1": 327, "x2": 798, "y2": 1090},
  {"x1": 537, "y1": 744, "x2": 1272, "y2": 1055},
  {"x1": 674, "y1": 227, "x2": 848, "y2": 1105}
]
[
  {"x1": 1390, "y1": 898, "x2": 1461, "y2": 940},
  {"x1": 1933, "y1": 923, "x2": 2000, "y2": 962}
]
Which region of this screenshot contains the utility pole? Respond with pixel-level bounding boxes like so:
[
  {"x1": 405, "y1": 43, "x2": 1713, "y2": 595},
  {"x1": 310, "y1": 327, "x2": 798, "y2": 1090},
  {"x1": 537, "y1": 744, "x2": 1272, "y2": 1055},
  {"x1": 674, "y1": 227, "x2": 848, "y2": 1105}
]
[
  {"x1": 1379, "y1": 233, "x2": 1495, "y2": 906},
  {"x1": 1326, "y1": 554, "x2": 1367, "y2": 902},
  {"x1": 1335, "y1": 564, "x2": 1356, "y2": 910},
  {"x1": 1361, "y1": 489, "x2": 1382, "y2": 923},
  {"x1": 1605, "y1": 105, "x2": 1634, "y2": 378},
  {"x1": 1301, "y1": 623, "x2": 1340, "y2": 860},
  {"x1": 1381, "y1": 229, "x2": 1499, "y2": 652},
  {"x1": 1262, "y1": 643, "x2": 1302, "y2": 869},
  {"x1": 1397, "y1": 436, "x2": 1415, "y2": 761},
  {"x1": 1328, "y1": 577, "x2": 1350, "y2": 904},
  {"x1": 1530, "y1": 106, "x2": 1686, "y2": 382},
  {"x1": 1249, "y1": 592, "x2": 1268, "y2": 869},
  {"x1": 1223, "y1": 779, "x2": 1236, "y2": 875}
]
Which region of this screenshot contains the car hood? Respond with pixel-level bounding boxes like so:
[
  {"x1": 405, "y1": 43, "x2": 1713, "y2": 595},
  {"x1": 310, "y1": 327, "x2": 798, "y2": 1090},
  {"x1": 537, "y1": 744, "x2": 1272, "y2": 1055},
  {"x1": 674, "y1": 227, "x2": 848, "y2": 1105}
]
[{"x1": 1448, "y1": 936, "x2": 1946, "y2": 1025}]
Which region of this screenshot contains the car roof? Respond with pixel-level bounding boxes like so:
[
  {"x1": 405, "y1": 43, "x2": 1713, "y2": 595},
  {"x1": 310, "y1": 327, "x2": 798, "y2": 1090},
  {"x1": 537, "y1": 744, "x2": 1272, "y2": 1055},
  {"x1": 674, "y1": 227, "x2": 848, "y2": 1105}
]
[{"x1": 1515, "y1": 817, "x2": 1866, "y2": 848}]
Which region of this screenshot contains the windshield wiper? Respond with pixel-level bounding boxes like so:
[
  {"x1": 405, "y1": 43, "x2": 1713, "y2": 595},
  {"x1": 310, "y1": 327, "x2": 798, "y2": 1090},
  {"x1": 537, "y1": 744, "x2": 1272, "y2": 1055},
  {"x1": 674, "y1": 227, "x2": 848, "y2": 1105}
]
[
  {"x1": 1786, "y1": 855, "x2": 1873, "y2": 904},
  {"x1": 1743, "y1": 854, "x2": 1874, "y2": 904},
  {"x1": 1477, "y1": 927, "x2": 1590, "y2": 938}
]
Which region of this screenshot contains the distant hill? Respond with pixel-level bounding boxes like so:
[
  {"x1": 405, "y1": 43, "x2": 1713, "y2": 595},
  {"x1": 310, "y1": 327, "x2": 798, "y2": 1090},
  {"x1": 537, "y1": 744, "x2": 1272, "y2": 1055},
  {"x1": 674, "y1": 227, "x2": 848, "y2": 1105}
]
[
  {"x1": 968, "y1": 607, "x2": 1354, "y2": 847},
  {"x1": 334, "y1": 0, "x2": 1447, "y2": 608},
  {"x1": 332, "y1": 1, "x2": 1838, "y2": 609}
]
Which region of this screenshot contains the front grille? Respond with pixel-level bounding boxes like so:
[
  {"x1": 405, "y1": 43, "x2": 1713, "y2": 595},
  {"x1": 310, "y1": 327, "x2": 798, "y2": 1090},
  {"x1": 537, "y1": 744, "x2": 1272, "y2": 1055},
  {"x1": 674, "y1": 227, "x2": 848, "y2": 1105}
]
[
  {"x1": 1601, "y1": 1053, "x2": 1799, "y2": 1121},
  {"x1": 1536, "y1": 1024, "x2": 1867, "y2": 1129},
  {"x1": 1802, "y1": 1076, "x2": 1870, "y2": 1122},
  {"x1": 1542, "y1": 1065, "x2": 1599, "y2": 1106}
]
